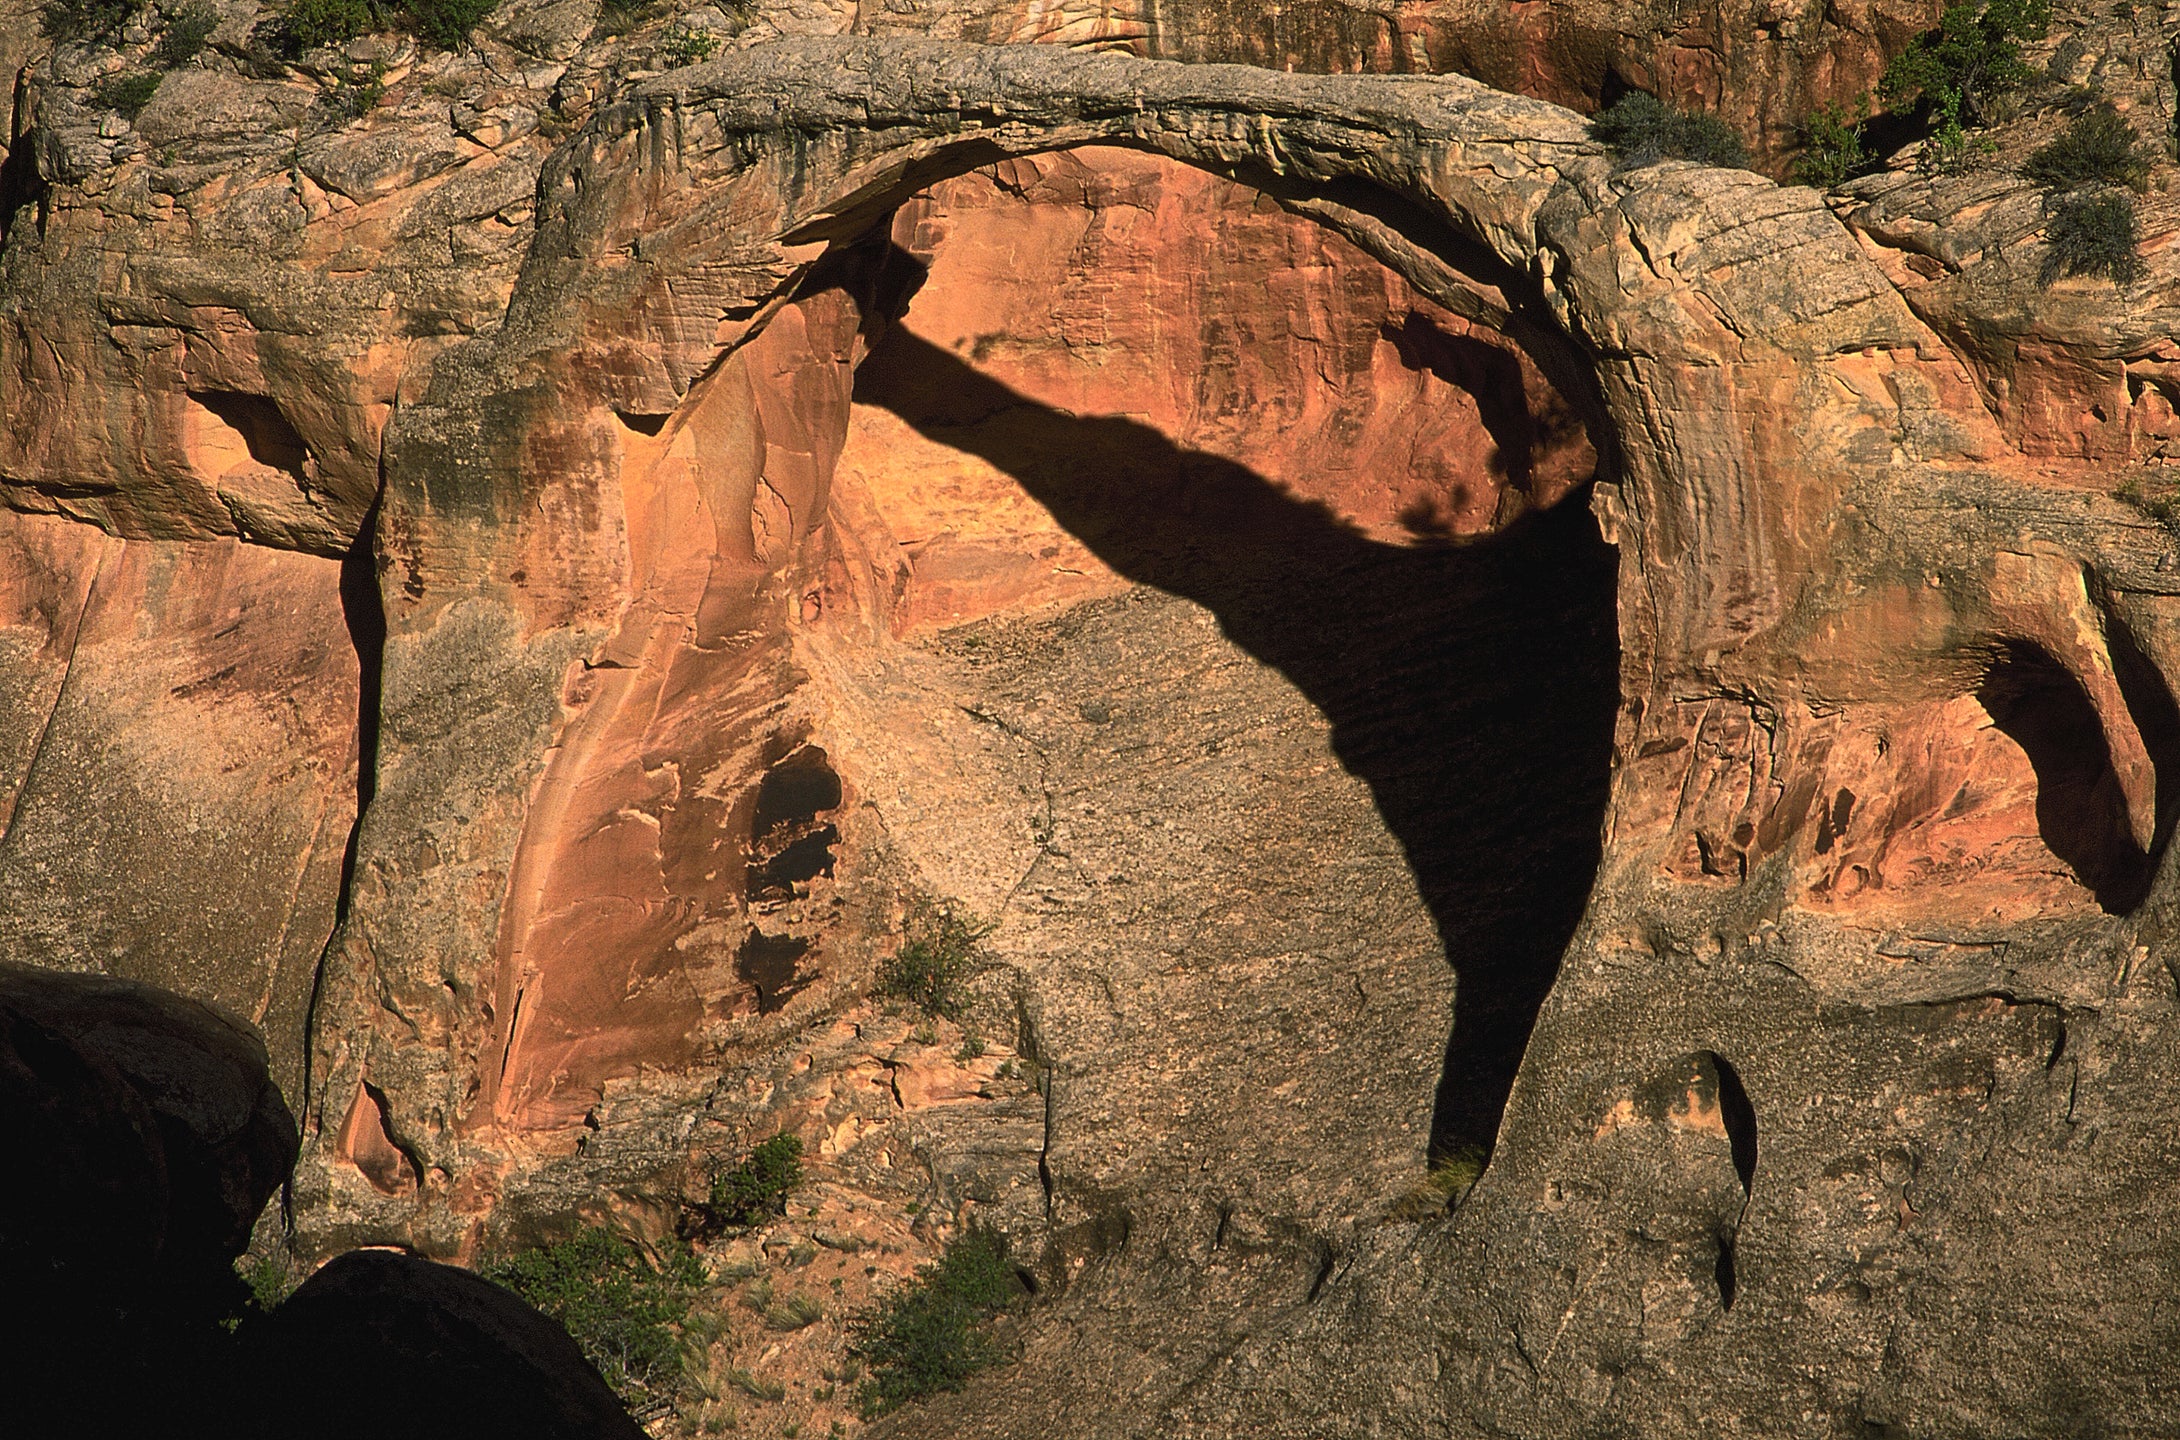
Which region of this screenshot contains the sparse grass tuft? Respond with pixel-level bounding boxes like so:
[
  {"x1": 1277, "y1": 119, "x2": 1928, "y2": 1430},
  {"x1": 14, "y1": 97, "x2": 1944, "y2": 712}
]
[
  {"x1": 2118, "y1": 474, "x2": 2180, "y2": 530},
  {"x1": 482, "y1": 1226, "x2": 706, "y2": 1411},
  {"x1": 878, "y1": 901, "x2": 991, "y2": 1020},
  {"x1": 726, "y1": 1367, "x2": 787, "y2": 1402},
  {"x1": 1389, "y1": 1145, "x2": 1488, "y2": 1220},
  {"x1": 851, "y1": 1227, "x2": 1021, "y2": 1417},
  {"x1": 2042, "y1": 188, "x2": 2143, "y2": 284},
  {"x1": 1589, "y1": 92, "x2": 1749, "y2": 170},
  {"x1": 2024, "y1": 104, "x2": 2153, "y2": 193}
]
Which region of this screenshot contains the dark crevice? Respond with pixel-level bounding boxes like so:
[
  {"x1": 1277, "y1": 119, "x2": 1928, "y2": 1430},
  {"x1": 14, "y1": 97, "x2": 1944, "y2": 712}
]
[
  {"x1": 745, "y1": 746, "x2": 842, "y2": 902},
  {"x1": 334, "y1": 497, "x2": 386, "y2": 921},
  {"x1": 846, "y1": 241, "x2": 1620, "y2": 1166},
  {"x1": 1980, "y1": 641, "x2": 2152, "y2": 913},
  {"x1": 2100, "y1": 611, "x2": 2180, "y2": 856},
  {"x1": 1713, "y1": 1052, "x2": 1757, "y2": 1198},
  {"x1": 1713, "y1": 1232, "x2": 1738, "y2": 1311}
]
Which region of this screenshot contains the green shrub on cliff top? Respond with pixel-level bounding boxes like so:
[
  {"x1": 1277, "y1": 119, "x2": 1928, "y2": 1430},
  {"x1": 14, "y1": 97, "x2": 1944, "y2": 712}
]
[
  {"x1": 275, "y1": 0, "x2": 495, "y2": 51},
  {"x1": 39, "y1": 0, "x2": 134, "y2": 41},
  {"x1": 1793, "y1": 100, "x2": 1870, "y2": 188},
  {"x1": 2041, "y1": 188, "x2": 2143, "y2": 284},
  {"x1": 1877, "y1": 0, "x2": 2049, "y2": 127},
  {"x1": 1589, "y1": 93, "x2": 1750, "y2": 171}
]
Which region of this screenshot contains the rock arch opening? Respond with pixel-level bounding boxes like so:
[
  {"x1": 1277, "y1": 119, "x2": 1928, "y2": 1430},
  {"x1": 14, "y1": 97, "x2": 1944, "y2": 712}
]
[
  {"x1": 815, "y1": 145, "x2": 1619, "y2": 1181},
  {"x1": 1979, "y1": 640, "x2": 2158, "y2": 913}
]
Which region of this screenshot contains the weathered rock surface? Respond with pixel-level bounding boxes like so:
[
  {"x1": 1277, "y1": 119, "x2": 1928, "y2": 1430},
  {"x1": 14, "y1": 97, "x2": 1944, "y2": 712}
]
[{"x1": 7, "y1": 9, "x2": 2180, "y2": 1440}]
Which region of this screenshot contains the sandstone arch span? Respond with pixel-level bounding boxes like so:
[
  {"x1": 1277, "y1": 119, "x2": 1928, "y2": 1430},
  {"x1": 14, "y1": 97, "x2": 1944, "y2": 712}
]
[{"x1": 238, "y1": 36, "x2": 2180, "y2": 1439}]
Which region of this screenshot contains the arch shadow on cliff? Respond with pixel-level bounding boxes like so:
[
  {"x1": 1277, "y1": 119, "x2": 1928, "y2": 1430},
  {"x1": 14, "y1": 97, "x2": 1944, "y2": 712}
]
[{"x1": 840, "y1": 238, "x2": 1621, "y2": 1164}]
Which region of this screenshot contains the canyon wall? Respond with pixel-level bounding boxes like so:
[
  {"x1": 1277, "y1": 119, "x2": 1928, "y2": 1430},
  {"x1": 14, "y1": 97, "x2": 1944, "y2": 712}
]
[{"x1": 5, "y1": 5, "x2": 2180, "y2": 1438}]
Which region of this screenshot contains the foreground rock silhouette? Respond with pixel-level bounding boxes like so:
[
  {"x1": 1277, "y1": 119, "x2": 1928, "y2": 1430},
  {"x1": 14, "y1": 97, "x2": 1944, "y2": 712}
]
[{"x1": 0, "y1": 965, "x2": 642, "y2": 1439}]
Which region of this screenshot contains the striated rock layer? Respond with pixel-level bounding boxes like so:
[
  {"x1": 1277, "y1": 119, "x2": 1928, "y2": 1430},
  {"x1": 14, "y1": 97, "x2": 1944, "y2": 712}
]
[{"x1": 6, "y1": 20, "x2": 2180, "y2": 1440}]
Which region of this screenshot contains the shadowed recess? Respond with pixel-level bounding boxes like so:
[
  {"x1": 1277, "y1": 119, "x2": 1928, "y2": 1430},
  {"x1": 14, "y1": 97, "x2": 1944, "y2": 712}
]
[
  {"x1": 187, "y1": 391, "x2": 310, "y2": 478},
  {"x1": 847, "y1": 243, "x2": 1620, "y2": 1161},
  {"x1": 1980, "y1": 641, "x2": 2154, "y2": 913}
]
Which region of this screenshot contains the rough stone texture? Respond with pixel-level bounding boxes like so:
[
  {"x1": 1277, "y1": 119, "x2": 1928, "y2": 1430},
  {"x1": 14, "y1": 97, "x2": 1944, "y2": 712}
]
[
  {"x1": 8, "y1": 13, "x2": 2180, "y2": 1440},
  {"x1": 0, "y1": 512, "x2": 360, "y2": 1105},
  {"x1": 853, "y1": 0, "x2": 1944, "y2": 170}
]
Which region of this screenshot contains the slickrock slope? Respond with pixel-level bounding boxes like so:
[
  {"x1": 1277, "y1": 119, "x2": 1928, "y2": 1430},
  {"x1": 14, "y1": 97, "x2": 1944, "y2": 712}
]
[{"x1": 6, "y1": 10, "x2": 2180, "y2": 1439}]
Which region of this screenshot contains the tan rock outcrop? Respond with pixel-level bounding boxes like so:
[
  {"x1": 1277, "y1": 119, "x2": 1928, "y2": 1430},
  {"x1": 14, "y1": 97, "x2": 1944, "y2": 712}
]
[{"x1": 7, "y1": 18, "x2": 2180, "y2": 1440}]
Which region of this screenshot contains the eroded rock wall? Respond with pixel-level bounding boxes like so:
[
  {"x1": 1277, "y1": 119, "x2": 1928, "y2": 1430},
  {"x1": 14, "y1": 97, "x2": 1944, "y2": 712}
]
[{"x1": 8, "y1": 17, "x2": 2180, "y2": 1440}]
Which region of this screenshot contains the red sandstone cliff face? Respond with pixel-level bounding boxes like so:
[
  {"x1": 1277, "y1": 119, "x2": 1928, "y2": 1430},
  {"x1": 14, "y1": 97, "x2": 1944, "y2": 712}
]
[{"x1": 7, "y1": 11, "x2": 2180, "y2": 1440}]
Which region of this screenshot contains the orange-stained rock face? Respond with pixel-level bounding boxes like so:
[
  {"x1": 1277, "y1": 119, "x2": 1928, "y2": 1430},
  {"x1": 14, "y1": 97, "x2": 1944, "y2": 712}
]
[
  {"x1": 0, "y1": 509, "x2": 359, "y2": 1103},
  {"x1": 834, "y1": 147, "x2": 1595, "y2": 634},
  {"x1": 477, "y1": 292, "x2": 867, "y2": 1138}
]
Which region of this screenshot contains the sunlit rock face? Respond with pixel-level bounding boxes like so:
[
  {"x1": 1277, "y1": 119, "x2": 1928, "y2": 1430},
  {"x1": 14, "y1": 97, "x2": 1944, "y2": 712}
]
[{"x1": 6, "y1": 20, "x2": 2180, "y2": 1440}]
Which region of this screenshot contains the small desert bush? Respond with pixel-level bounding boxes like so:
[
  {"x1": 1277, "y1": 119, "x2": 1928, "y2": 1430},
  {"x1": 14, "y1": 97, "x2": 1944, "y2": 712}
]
[
  {"x1": 39, "y1": 0, "x2": 135, "y2": 42},
  {"x1": 695, "y1": 1132, "x2": 804, "y2": 1233},
  {"x1": 878, "y1": 902, "x2": 991, "y2": 1020},
  {"x1": 482, "y1": 1226, "x2": 706, "y2": 1411},
  {"x1": 2024, "y1": 104, "x2": 2154, "y2": 192},
  {"x1": 93, "y1": 71, "x2": 162, "y2": 118},
  {"x1": 1793, "y1": 101, "x2": 1869, "y2": 188},
  {"x1": 660, "y1": 19, "x2": 719, "y2": 64},
  {"x1": 2042, "y1": 188, "x2": 2143, "y2": 284},
  {"x1": 1589, "y1": 93, "x2": 1749, "y2": 170},
  {"x1": 851, "y1": 1227, "x2": 1021, "y2": 1417},
  {"x1": 153, "y1": 3, "x2": 218, "y2": 65}
]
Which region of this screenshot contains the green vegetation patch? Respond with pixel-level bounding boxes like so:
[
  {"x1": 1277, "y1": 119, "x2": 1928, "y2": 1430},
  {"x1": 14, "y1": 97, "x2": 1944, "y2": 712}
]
[
  {"x1": 153, "y1": 4, "x2": 218, "y2": 65},
  {"x1": 2042, "y1": 188, "x2": 2143, "y2": 284},
  {"x1": 93, "y1": 71, "x2": 163, "y2": 119},
  {"x1": 1793, "y1": 101, "x2": 1870, "y2": 188},
  {"x1": 2024, "y1": 104, "x2": 2153, "y2": 193},
  {"x1": 274, "y1": 0, "x2": 495, "y2": 52},
  {"x1": 1588, "y1": 93, "x2": 1749, "y2": 171},
  {"x1": 698, "y1": 1132, "x2": 805, "y2": 1233},
  {"x1": 280, "y1": 0, "x2": 380, "y2": 49},
  {"x1": 403, "y1": 0, "x2": 497, "y2": 49},
  {"x1": 482, "y1": 1226, "x2": 707, "y2": 1411},
  {"x1": 1877, "y1": 0, "x2": 2049, "y2": 127},
  {"x1": 40, "y1": 0, "x2": 136, "y2": 42},
  {"x1": 850, "y1": 1228, "x2": 1022, "y2": 1417},
  {"x1": 878, "y1": 902, "x2": 991, "y2": 1020}
]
